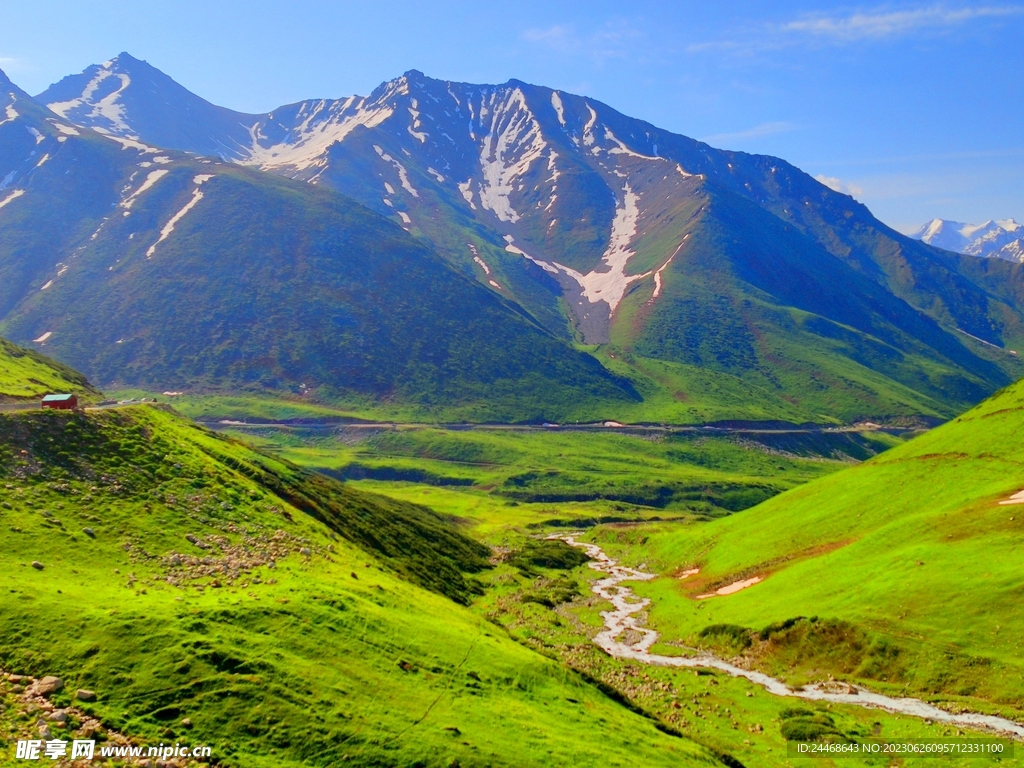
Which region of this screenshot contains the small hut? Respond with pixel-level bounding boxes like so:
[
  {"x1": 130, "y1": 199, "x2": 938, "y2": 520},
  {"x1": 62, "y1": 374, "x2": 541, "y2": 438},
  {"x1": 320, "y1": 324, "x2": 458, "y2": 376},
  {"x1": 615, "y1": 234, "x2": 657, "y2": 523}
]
[{"x1": 41, "y1": 394, "x2": 78, "y2": 410}]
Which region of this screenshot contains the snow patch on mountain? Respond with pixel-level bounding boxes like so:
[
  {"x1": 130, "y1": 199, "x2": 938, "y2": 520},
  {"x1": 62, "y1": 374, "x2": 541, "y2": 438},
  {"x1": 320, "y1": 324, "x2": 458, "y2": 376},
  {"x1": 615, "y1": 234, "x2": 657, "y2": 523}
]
[
  {"x1": 913, "y1": 217, "x2": 1024, "y2": 262},
  {"x1": 407, "y1": 99, "x2": 427, "y2": 143},
  {"x1": 582, "y1": 105, "x2": 598, "y2": 147},
  {"x1": 477, "y1": 88, "x2": 547, "y2": 223},
  {"x1": 1, "y1": 103, "x2": 17, "y2": 126},
  {"x1": 245, "y1": 95, "x2": 396, "y2": 171},
  {"x1": 551, "y1": 92, "x2": 566, "y2": 127},
  {"x1": 120, "y1": 169, "x2": 168, "y2": 210},
  {"x1": 47, "y1": 66, "x2": 134, "y2": 137},
  {"x1": 504, "y1": 235, "x2": 559, "y2": 273},
  {"x1": 604, "y1": 128, "x2": 659, "y2": 161},
  {"x1": 146, "y1": 175, "x2": 214, "y2": 258},
  {"x1": 0, "y1": 189, "x2": 25, "y2": 210},
  {"x1": 554, "y1": 185, "x2": 650, "y2": 311},
  {"x1": 373, "y1": 145, "x2": 419, "y2": 197},
  {"x1": 458, "y1": 180, "x2": 477, "y2": 209}
]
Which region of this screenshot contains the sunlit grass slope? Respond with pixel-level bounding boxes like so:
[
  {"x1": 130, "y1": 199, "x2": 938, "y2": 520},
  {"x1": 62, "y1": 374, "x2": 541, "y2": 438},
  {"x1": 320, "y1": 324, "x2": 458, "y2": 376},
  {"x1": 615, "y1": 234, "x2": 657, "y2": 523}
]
[
  {"x1": 218, "y1": 424, "x2": 897, "y2": 535},
  {"x1": 598, "y1": 378, "x2": 1024, "y2": 715},
  {"x1": 0, "y1": 405, "x2": 721, "y2": 767},
  {"x1": 0, "y1": 337, "x2": 98, "y2": 401}
]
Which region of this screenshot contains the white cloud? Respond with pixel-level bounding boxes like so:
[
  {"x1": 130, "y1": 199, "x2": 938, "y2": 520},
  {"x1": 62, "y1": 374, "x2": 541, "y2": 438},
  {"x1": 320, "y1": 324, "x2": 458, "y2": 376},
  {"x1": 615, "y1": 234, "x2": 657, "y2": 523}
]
[
  {"x1": 687, "y1": 5, "x2": 1024, "y2": 55},
  {"x1": 782, "y1": 5, "x2": 1024, "y2": 41},
  {"x1": 520, "y1": 22, "x2": 642, "y2": 61},
  {"x1": 816, "y1": 174, "x2": 865, "y2": 198},
  {"x1": 702, "y1": 121, "x2": 797, "y2": 145}
]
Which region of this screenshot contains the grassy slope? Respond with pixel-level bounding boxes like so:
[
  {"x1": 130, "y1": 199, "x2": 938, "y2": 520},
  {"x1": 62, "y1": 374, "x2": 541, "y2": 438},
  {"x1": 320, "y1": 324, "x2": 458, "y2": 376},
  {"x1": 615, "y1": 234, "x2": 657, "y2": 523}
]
[
  {"x1": 216, "y1": 424, "x2": 893, "y2": 534},
  {"x1": 0, "y1": 338, "x2": 98, "y2": 402},
  {"x1": 0, "y1": 405, "x2": 722, "y2": 767},
  {"x1": 592, "y1": 377, "x2": 1024, "y2": 716}
]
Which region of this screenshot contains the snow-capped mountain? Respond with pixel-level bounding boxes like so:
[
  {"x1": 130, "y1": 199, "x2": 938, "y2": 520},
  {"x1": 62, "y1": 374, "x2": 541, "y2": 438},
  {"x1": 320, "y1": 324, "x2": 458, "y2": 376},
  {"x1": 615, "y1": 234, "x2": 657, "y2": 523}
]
[
  {"x1": 34, "y1": 56, "x2": 891, "y2": 342},
  {"x1": 911, "y1": 218, "x2": 1024, "y2": 262},
  {"x1": 37, "y1": 53, "x2": 259, "y2": 160},
  {"x1": 13, "y1": 54, "x2": 1024, "y2": 420}
]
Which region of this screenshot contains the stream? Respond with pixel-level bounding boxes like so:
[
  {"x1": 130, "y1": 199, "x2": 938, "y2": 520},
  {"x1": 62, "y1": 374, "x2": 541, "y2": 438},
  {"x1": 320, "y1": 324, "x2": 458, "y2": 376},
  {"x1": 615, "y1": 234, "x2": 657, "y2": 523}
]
[{"x1": 556, "y1": 535, "x2": 1024, "y2": 739}]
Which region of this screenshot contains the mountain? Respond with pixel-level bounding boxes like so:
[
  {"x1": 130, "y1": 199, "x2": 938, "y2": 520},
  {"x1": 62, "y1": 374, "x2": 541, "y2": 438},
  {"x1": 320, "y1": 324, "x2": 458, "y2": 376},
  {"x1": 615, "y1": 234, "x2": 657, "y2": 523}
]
[
  {"x1": 912, "y1": 217, "x2": 1024, "y2": 262},
  {"x1": 31, "y1": 54, "x2": 1024, "y2": 422},
  {"x1": 629, "y1": 373, "x2": 1024, "y2": 719},
  {"x1": 0, "y1": 66, "x2": 639, "y2": 421}
]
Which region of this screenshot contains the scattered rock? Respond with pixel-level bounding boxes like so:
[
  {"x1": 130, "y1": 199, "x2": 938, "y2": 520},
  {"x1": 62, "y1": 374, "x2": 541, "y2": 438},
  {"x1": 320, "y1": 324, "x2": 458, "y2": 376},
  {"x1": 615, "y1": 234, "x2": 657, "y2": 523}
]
[
  {"x1": 48, "y1": 710, "x2": 68, "y2": 723},
  {"x1": 180, "y1": 717, "x2": 192, "y2": 727},
  {"x1": 299, "y1": 547, "x2": 311, "y2": 556},
  {"x1": 83, "y1": 527, "x2": 96, "y2": 538},
  {"x1": 31, "y1": 561, "x2": 44, "y2": 570},
  {"x1": 7, "y1": 673, "x2": 29, "y2": 682},
  {"x1": 185, "y1": 534, "x2": 210, "y2": 549},
  {"x1": 36, "y1": 676, "x2": 63, "y2": 695},
  {"x1": 76, "y1": 689, "x2": 96, "y2": 702}
]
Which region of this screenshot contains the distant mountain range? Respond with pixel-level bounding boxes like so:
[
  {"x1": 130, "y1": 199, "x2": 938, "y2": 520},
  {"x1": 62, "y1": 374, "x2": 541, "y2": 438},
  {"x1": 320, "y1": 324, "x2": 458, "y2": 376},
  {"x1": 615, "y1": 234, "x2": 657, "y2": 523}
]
[
  {"x1": 3, "y1": 53, "x2": 1024, "y2": 421},
  {"x1": 912, "y1": 218, "x2": 1023, "y2": 262}
]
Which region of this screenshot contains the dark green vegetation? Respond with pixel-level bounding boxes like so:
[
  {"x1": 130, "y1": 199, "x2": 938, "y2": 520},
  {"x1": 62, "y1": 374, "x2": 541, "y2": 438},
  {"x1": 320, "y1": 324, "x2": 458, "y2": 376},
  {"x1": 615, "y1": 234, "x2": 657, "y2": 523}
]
[
  {"x1": 0, "y1": 404, "x2": 735, "y2": 767},
  {"x1": 0, "y1": 337, "x2": 97, "y2": 402},
  {"x1": 218, "y1": 422, "x2": 895, "y2": 531},
  {"x1": 590, "y1": 375, "x2": 1024, "y2": 722}
]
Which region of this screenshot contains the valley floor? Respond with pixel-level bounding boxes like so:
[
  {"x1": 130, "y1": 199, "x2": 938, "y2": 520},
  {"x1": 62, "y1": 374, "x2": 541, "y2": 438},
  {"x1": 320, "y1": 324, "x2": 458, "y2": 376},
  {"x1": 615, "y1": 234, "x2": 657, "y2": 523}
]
[{"x1": 202, "y1": 411, "x2": 1023, "y2": 766}]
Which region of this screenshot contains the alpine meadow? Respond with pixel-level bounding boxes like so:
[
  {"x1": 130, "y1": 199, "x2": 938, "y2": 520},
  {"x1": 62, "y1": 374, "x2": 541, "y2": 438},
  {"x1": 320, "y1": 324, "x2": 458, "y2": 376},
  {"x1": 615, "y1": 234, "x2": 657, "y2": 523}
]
[{"x1": 1, "y1": 6, "x2": 1023, "y2": 767}]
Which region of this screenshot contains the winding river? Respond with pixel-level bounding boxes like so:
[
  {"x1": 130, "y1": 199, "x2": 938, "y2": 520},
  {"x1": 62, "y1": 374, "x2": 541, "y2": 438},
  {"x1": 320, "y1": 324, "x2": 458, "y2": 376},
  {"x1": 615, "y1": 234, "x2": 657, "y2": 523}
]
[{"x1": 556, "y1": 535, "x2": 1024, "y2": 739}]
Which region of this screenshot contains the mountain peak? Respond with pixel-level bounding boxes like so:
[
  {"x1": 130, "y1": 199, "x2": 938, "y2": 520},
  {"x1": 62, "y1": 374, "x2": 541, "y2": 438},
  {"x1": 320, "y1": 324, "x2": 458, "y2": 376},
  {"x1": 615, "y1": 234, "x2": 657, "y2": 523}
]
[{"x1": 912, "y1": 217, "x2": 1024, "y2": 262}]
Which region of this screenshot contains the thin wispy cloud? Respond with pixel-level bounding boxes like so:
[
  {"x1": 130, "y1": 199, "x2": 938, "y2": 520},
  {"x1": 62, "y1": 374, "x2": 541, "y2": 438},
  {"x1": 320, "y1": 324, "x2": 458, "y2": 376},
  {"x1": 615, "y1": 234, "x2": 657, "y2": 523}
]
[
  {"x1": 702, "y1": 121, "x2": 798, "y2": 145},
  {"x1": 520, "y1": 22, "x2": 642, "y2": 62},
  {"x1": 816, "y1": 174, "x2": 865, "y2": 198},
  {"x1": 784, "y1": 5, "x2": 1024, "y2": 41},
  {"x1": 688, "y1": 4, "x2": 1024, "y2": 54}
]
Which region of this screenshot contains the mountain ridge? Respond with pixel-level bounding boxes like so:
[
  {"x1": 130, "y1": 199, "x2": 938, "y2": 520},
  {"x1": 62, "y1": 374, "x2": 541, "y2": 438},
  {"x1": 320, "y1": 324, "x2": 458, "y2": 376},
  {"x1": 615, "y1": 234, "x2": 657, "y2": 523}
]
[
  {"x1": 7, "y1": 56, "x2": 1024, "y2": 421},
  {"x1": 912, "y1": 216, "x2": 1024, "y2": 262}
]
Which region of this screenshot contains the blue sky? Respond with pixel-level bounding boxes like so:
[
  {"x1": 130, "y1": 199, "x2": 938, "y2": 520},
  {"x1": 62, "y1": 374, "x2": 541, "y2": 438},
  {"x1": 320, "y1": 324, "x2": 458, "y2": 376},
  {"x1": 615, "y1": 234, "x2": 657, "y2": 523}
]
[{"x1": 3, "y1": 1, "x2": 1021, "y2": 232}]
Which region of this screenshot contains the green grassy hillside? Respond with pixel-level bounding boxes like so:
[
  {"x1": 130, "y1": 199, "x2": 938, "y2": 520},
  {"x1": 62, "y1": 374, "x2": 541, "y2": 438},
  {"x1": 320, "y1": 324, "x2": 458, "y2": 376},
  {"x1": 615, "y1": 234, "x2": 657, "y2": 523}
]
[
  {"x1": 0, "y1": 404, "x2": 729, "y2": 767},
  {"x1": 588, "y1": 376, "x2": 1024, "y2": 719},
  {"x1": 0, "y1": 337, "x2": 98, "y2": 402}
]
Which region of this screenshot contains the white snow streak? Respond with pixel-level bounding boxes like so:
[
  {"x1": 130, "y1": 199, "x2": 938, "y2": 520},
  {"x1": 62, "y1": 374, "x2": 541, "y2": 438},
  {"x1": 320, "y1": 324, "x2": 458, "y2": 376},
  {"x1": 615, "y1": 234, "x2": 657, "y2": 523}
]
[
  {"x1": 120, "y1": 169, "x2": 169, "y2": 210},
  {"x1": 504, "y1": 235, "x2": 559, "y2": 274},
  {"x1": 145, "y1": 176, "x2": 214, "y2": 258},
  {"x1": 244, "y1": 93, "x2": 396, "y2": 171},
  {"x1": 397, "y1": 211, "x2": 411, "y2": 225},
  {"x1": 373, "y1": 145, "x2": 419, "y2": 197},
  {"x1": 27, "y1": 127, "x2": 44, "y2": 144},
  {"x1": 477, "y1": 88, "x2": 547, "y2": 222},
  {"x1": 582, "y1": 104, "x2": 598, "y2": 146},
  {"x1": 0, "y1": 189, "x2": 25, "y2": 210},
  {"x1": 34, "y1": 153, "x2": 50, "y2": 168},
  {"x1": 0, "y1": 103, "x2": 17, "y2": 126},
  {"x1": 47, "y1": 68, "x2": 134, "y2": 136},
  {"x1": 651, "y1": 235, "x2": 688, "y2": 301},
  {"x1": 555, "y1": 185, "x2": 648, "y2": 311},
  {"x1": 33, "y1": 332, "x2": 52, "y2": 343},
  {"x1": 458, "y1": 180, "x2": 476, "y2": 209},
  {"x1": 426, "y1": 167, "x2": 445, "y2": 183},
  {"x1": 604, "y1": 128, "x2": 659, "y2": 160},
  {"x1": 551, "y1": 91, "x2": 566, "y2": 126}
]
